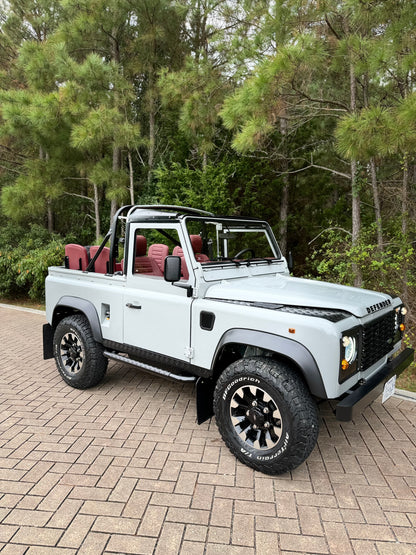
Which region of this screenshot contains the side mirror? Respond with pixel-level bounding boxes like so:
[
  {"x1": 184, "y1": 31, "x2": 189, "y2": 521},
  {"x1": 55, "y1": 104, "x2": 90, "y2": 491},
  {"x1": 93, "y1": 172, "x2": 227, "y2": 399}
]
[
  {"x1": 164, "y1": 255, "x2": 181, "y2": 283},
  {"x1": 287, "y1": 251, "x2": 294, "y2": 273}
]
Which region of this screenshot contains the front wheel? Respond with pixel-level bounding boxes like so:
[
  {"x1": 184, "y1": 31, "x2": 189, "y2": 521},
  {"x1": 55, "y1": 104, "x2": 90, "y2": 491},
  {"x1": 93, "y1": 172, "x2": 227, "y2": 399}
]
[
  {"x1": 213, "y1": 357, "x2": 319, "y2": 475},
  {"x1": 53, "y1": 314, "x2": 107, "y2": 389}
]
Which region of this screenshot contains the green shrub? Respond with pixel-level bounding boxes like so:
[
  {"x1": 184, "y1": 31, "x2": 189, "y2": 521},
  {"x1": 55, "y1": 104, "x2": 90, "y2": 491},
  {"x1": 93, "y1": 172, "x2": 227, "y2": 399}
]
[
  {"x1": 0, "y1": 224, "x2": 65, "y2": 300},
  {"x1": 308, "y1": 225, "x2": 415, "y2": 297}
]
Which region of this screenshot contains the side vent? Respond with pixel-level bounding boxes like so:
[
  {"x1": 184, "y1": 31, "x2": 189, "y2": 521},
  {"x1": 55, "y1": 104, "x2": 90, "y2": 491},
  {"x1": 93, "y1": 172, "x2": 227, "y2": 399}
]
[{"x1": 200, "y1": 311, "x2": 215, "y2": 331}]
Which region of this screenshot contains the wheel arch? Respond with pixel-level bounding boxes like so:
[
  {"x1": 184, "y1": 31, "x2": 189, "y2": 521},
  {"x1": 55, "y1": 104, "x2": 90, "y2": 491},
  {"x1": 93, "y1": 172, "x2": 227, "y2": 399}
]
[
  {"x1": 52, "y1": 296, "x2": 103, "y2": 343},
  {"x1": 211, "y1": 328, "x2": 326, "y2": 398}
]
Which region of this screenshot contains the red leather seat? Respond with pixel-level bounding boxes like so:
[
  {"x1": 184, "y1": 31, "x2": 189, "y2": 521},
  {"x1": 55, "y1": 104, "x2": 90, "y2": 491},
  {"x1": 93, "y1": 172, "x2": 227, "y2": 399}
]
[
  {"x1": 65, "y1": 244, "x2": 89, "y2": 271},
  {"x1": 148, "y1": 244, "x2": 169, "y2": 274},
  {"x1": 89, "y1": 246, "x2": 110, "y2": 274},
  {"x1": 190, "y1": 235, "x2": 209, "y2": 262},
  {"x1": 134, "y1": 235, "x2": 163, "y2": 276}
]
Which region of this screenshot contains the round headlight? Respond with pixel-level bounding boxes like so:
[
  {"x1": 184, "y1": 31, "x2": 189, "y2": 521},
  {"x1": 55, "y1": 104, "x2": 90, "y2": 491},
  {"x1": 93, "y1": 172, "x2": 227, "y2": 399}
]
[{"x1": 342, "y1": 336, "x2": 357, "y2": 363}]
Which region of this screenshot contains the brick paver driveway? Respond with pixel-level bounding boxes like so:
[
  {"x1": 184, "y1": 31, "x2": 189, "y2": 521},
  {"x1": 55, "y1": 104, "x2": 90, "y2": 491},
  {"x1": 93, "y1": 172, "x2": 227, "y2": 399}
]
[{"x1": 1, "y1": 305, "x2": 416, "y2": 554}]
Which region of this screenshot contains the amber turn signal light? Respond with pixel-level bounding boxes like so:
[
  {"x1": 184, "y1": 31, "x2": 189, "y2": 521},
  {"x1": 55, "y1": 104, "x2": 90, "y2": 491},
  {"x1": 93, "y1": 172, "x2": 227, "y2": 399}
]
[
  {"x1": 400, "y1": 323, "x2": 406, "y2": 332},
  {"x1": 341, "y1": 359, "x2": 349, "y2": 371}
]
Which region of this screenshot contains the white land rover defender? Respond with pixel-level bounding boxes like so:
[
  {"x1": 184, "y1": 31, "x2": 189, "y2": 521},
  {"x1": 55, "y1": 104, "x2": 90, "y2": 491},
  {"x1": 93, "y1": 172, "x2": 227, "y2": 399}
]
[{"x1": 43, "y1": 205, "x2": 414, "y2": 474}]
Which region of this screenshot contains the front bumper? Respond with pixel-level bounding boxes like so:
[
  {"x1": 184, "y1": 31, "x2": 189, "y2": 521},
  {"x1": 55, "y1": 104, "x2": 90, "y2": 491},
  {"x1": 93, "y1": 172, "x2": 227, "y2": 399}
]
[{"x1": 336, "y1": 347, "x2": 414, "y2": 421}]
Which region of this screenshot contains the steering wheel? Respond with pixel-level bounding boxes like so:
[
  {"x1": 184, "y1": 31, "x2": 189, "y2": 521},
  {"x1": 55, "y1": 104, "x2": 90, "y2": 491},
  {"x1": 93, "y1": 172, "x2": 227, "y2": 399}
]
[{"x1": 233, "y1": 248, "x2": 255, "y2": 259}]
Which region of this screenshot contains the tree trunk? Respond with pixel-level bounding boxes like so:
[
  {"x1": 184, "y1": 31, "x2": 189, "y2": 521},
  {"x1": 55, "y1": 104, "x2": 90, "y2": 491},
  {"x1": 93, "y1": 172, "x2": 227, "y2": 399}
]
[
  {"x1": 349, "y1": 61, "x2": 362, "y2": 287},
  {"x1": 110, "y1": 28, "x2": 121, "y2": 221},
  {"x1": 93, "y1": 182, "x2": 101, "y2": 244},
  {"x1": 128, "y1": 150, "x2": 134, "y2": 204},
  {"x1": 110, "y1": 146, "x2": 121, "y2": 222},
  {"x1": 369, "y1": 158, "x2": 383, "y2": 250},
  {"x1": 147, "y1": 22, "x2": 158, "y2": 186},
  {"x1": 279, "y1": 178, "x2": 289, "y2": 257},
  {"x1": 351, "y1": 159, "x2": 362, "y2": 287},
  {"x1": 402, "y1": 154, "x2": 408, "y2": 237},
  {"x1": 148, "y1": 104, "x2": 155, "y2": 185},
  {"x1": 279, "y1": 116, "x2": 289, "y2": 257},
  {"x1": 47, "y1": 200, "x2": 53, "y2": 234},
  {"x1": 401, "y1": 154, "x2": 409, "y2": 305},
  {"x1": 363, "y1": 74, "x2": 383, "y2": 251},
  {"x1": 148, "y1": 62, "x2": 156, "y2": 185},
  {"x1": 39, "y1": 147, "x2": 54, "y2": 232}
]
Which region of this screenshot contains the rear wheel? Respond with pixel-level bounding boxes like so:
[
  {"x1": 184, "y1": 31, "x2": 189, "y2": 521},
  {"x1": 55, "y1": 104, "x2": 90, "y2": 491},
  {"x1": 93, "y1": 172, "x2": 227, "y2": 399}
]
[
  {"x1": 213, "y1": 357, "x2": 319, "y2": 475},
  {"x1": 53, "y1": 314, "x2": 107, "y2": 389}
]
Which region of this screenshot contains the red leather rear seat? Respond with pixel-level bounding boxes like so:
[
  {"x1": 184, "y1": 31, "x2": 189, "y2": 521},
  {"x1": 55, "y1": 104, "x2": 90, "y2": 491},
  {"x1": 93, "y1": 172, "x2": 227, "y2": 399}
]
[
  {"x1": 65, "y1": 244, "x2": 89, "y2": 271},
  {"x1": 89, "y1": 246, "x2": 110, "y2": 274}
]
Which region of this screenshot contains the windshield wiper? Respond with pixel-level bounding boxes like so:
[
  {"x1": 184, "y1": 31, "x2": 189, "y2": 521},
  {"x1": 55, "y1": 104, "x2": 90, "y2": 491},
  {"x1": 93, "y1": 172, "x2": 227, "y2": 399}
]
[
  {"x1": 238, "y1": 257, "x2": 275, "y2": 266},
  {"x1": 217, "y1": 257, "x2": 241, "y2": 266}
]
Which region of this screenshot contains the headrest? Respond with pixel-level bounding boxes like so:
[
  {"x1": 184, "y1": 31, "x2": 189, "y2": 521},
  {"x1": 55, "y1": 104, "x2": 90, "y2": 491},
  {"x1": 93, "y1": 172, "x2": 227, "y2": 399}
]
[
  {"x1": 136, "y1": 235, "x2": 147, "y2": 256},
  {"x1": 190, "y1": 235, "x2": 203, "y2": 253}
]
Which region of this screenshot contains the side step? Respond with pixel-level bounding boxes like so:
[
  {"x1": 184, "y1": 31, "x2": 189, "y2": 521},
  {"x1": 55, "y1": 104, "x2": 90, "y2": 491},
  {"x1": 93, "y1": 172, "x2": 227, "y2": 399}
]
[{"x1": 104, "y1": 351, "x2": 197, "y2": 383}]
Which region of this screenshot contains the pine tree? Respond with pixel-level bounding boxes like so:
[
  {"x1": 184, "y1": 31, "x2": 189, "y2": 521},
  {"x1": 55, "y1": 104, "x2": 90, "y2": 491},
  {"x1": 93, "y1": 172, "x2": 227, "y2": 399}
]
[{"x1": 0, "y1": 2, "x2": 66, "y2": 232}]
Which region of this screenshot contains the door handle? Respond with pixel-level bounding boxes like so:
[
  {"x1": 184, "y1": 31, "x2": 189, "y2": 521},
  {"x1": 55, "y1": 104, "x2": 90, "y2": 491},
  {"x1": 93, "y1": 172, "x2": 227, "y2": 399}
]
[{"x1": 126, "y1": 303, "x2": 142, "y2": 309}]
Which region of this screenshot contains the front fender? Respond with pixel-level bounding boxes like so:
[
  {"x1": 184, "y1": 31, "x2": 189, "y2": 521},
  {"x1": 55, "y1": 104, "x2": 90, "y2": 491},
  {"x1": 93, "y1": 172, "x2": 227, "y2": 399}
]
[{"x1": 212, "y1": 328, "x2": 326, "y2": 398}]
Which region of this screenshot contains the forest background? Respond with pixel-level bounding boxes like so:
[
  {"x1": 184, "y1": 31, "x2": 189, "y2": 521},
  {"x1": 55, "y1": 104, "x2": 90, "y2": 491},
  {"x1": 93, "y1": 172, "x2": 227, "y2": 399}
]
[{"x1": 0, "y1": 1, "x2": 416, "y2": 388}]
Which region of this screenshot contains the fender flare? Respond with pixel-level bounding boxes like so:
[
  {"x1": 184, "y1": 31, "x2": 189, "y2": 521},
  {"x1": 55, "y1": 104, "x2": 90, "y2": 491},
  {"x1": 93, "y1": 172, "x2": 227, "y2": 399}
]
[
  {"x1": 53, "y1": 296, "x2": 103, "y2": 343},
  {"x1": 212, "y1": 328, "x2": 326, "y2": 398}
]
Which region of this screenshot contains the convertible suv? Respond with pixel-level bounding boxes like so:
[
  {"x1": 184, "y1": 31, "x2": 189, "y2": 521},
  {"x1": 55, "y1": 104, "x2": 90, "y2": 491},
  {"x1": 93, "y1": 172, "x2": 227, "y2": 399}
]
[{"x1": 43, "y1": 205, "x2": 413, "y2": 474}]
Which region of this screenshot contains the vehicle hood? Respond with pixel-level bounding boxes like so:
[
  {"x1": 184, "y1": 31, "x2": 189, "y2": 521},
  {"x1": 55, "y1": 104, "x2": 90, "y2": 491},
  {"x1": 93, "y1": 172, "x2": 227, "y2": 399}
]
[{"x1": 204, "y1": 274, "x2": 393, "y2": 318}]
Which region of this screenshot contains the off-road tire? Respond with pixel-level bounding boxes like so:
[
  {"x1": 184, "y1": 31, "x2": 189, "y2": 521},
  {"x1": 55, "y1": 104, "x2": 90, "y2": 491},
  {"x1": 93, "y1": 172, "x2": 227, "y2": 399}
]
[
  {"x1": 53, "y1": 314, "x2": 107, "y2": 389},
  {"x1": 213, "y1": 357, "x2": 319, "y2": 475}
]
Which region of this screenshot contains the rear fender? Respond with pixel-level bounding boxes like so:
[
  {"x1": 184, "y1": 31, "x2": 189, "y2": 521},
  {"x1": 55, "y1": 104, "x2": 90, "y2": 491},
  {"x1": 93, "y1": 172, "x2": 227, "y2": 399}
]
[{"x1": 52, "y1": 296, "x2": 103, "y2": 343}]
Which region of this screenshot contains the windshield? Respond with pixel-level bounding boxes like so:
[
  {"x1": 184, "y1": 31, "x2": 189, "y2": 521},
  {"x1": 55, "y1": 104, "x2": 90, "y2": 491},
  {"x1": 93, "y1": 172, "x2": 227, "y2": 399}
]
[{"x1": 185, "y1": 217, "x2": 281, "y2": 265}]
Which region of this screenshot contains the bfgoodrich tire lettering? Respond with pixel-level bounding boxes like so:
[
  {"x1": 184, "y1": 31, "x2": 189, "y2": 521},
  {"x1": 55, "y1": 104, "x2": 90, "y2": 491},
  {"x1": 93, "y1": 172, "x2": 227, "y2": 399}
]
[
  {"x1": 213, "y1": 357, "x2": 319, "y2": 475},
  {"x1": 53, "y1": 314, "x2": 107, "y2": 389}
]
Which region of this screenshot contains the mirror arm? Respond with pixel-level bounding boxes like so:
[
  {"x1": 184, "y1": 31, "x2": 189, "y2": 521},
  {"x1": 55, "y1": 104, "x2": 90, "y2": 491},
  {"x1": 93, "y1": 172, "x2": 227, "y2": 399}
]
[{"x1": 172, "y1": 282, "x2": 193, "y2": 297}]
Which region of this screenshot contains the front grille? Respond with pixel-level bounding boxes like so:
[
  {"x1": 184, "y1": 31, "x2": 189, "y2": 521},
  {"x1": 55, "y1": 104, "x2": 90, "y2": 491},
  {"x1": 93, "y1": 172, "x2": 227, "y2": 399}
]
[{"x1": 361, "y1": 311, "x2": 396, "y2": 371}]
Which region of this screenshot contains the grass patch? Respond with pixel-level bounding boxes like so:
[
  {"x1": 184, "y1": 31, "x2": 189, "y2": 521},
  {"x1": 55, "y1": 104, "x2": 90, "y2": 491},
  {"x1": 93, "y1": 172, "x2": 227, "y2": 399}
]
[
  {"x1": 0, "y1": 296, "x2": 45, "y2": 311},
  {"x1": 396, "y1": 365, "x2": 416, "y2": 393}
]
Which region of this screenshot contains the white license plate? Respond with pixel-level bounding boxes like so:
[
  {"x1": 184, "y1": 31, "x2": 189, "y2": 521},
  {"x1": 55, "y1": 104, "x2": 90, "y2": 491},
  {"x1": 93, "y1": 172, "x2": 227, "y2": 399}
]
[{"x1": 382, "y1": 375, "x2": 396, "y2": 403}]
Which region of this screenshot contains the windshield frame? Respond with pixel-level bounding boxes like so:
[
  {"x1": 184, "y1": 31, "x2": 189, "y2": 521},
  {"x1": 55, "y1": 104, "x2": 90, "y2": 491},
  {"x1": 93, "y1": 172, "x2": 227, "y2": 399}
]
[{"x1": 183, "y1": 215, "x2": 283, "y2": 267}]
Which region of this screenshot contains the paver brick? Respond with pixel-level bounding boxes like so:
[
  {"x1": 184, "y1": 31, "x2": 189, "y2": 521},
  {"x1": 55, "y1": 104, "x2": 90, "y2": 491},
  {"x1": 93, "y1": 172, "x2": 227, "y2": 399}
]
[
  {"x1": 166, "y1": 507, "x2": 210, "y2": 525},
  {"x1": 92, "y1": 515, "x2": 139, "y2": 535},
  {"x1": 106, "y1": 533, "x2": 156, "y2": 554},
  {"x1": 137, "y1": 504, "x2": 167, "y2": 537},
  {"x1": 279, "y1": 533, "x2": 329, "y2": 554},
  {"x1": 231, "y1": 513, "x2": 254, "y2": 547},
  {"x1": 207, "y1": 526, "x2": 230, "y2": 544},
  {"x1": 4, "y1": 508, "x2": 52, "y2": 527},
  {"x1": 10, "y1": 526, "x2": 63, "y2": 546},
  {"x1": 184, "y1": 524, "x2": 208, "y2": 542},
  {"x1": 58, "y1": 514, "x2": 95, "y2": 548},
  {"x1": 80, "y1": 500, "x2": 123, "y2": 517},
  {"x1": 298, "y1": 505, "x2": 325, "y2": 536},
  {"x1": 0, "y1": 524, "x2": 18, "y2": 542},
  {"x1": 77, "y1": 532, "x2": 110, "y2": 554}
]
